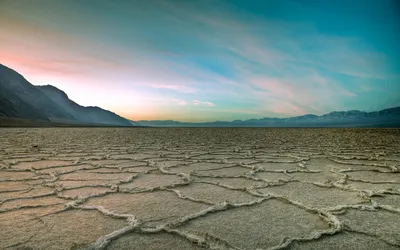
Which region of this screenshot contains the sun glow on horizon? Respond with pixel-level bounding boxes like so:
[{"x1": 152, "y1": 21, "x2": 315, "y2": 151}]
[{"x1": 1, "y1": 0, "x2": 399, "y2": 121}]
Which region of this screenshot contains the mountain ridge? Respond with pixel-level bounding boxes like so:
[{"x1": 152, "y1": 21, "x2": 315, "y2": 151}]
[
  {"x1": 0, "y1": 64, "x2": 133, "y2": 126},
  {"x1": 134, "y1": 106, "x2": 400, "y2": 127},
  {"x1": 36, "y1": 85, "x2": 132, "y2": 126}
]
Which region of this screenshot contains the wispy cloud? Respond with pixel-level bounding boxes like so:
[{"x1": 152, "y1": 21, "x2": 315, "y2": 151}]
[
  {"x1": 171, "y1": 98, "x2": 188, "y2": 106},
  {"x1": 170, "y1": 99, "x2": 215, "y2": 107},
  {"x1": 151, "y1": 84, "x2": 198, "y2": 93},
  {"x1": 1, "y1": 0, "x2": 399, "y2": 121},
  {"x1": 271, "y1": 101, "x2": 308, "y2": 116},
  {"x1": 192, "y1": 100, "x2": 215, "y2": 107}
]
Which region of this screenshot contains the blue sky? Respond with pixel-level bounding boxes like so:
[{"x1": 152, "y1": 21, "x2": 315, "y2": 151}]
[{"x1": 1, "y1": 0, "x2": 399, "y2": 121}]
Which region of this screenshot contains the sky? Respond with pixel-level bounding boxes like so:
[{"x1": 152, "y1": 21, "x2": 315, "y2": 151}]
[{"x1": 1, "y1": 0, "x2": 399, "y2": 122}]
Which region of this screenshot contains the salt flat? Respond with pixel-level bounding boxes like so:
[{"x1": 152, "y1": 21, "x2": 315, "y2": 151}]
[{"x1": 0, "y1": 128, "x2": 399, "y2": 250}]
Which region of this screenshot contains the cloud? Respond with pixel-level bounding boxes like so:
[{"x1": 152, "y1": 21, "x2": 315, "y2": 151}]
[
  {"x1": 357, "y1": 83, "x2": 373, "y2": 93},
  {"x1": 192, "y1": 100, "x2": 215, "y2": 107},
  {"x1": 270, "y1": 101, "x2": 308, "y2": 116},
  {"x1": 1, "y1": 0, "x2": 398, "y2": 120},
  {"x1": 250, "y1": 78, "x2": 294, "y2": 99},
  {"x1": 171, "y1": 98, "x2": 188, "y2": 106},
  {"x1": 151, "y1": 84, "x2": 198, "y2": 93},
  {"x1": 169, "y1": 99, "x2": 215, "y2": 107}
]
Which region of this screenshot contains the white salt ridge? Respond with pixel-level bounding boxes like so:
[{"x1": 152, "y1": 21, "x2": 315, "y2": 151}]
[{"x1": 0, "y1": 128, "x2": 399, "y2": 249}]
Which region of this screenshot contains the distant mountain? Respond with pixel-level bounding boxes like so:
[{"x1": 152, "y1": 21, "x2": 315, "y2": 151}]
[
  {"x1": 128, "y1": 120, "x2": 142, "y2": 126},
  {"x1": 0, "y1": 64, "x2": 132, "y2": 126},
  {"x1": 135, "y1": 107, "x2": 400, "y2": 127}
]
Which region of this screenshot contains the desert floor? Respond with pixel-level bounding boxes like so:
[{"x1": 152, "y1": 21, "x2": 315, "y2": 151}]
[{"x1": 0, "y1": 128, "x2": 399, "y2": 250}]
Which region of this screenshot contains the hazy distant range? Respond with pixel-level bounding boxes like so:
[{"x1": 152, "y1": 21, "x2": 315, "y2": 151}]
[{"x1": 0, "y1": 63, "x2": 399, "y2": 128}]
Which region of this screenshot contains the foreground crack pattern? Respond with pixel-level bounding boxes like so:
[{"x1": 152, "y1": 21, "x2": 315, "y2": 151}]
[{"x1": 0, "y1": 128, "x2": 399, "y2": 250}]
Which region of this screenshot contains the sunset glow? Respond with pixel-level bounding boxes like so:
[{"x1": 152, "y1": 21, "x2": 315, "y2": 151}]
[{"x1": 1, "y1": 0, "x2": 399, "y2": 122}]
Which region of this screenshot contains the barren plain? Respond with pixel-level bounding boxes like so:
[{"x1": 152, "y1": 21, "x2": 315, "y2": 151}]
[{"x1": 0, "y1": 128, "x2": 399, "y2": 250}]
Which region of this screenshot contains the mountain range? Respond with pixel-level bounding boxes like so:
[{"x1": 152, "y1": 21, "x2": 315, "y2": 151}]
[
  {"x1": 0, "y1": 64, "x2": 133, "y2": 126},
  {"x1": 135, "y1": 107, "x2": 400, "y2": 127},
  {"x1": 0, "y1": 63, "x2": 399, "y2": 127}
]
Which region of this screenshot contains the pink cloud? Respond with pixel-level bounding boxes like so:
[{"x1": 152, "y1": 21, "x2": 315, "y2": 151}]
[
  {"x1": 250, "y1": 78, "x2": 295, "y2": 99},
  {"x1": 1, "y1": 0, "x2": 389, "y2": 122},
  {"x1": 270, "y1": 101, "x2": 308, "y2": 115}
]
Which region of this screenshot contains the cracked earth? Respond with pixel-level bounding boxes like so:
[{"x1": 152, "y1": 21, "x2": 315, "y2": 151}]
[{"x1": 0, "y1": 128, "x2": 399, "y2": 250}]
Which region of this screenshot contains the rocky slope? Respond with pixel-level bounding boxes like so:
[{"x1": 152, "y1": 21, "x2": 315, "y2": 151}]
[
  {"x1": 0, "y1": 64, "x2": 132, "y2": 126},
  {"x1": 37, "y1": 85, "x2": 132, "y2": 126}
]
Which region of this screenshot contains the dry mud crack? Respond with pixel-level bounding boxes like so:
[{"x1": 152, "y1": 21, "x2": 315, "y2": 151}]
[{"x1": 0, "y1": 128, "x2": 399, "y2": 250}]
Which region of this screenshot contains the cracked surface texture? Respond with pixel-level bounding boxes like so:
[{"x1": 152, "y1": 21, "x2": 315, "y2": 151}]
[{"x1": 0, "y1": 128, "x2": 399, "y2": 250}]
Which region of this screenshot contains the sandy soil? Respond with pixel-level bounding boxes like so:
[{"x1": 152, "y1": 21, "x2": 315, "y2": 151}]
[{"x1": 0, "y1": 128, "x2": 399, "y2": 250}]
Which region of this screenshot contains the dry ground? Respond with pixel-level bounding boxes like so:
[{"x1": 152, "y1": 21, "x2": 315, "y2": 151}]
[{"x1": 0, "y1": 128, "x2": 399, "y2": 250}]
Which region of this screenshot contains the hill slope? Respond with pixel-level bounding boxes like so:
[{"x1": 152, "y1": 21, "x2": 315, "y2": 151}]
[
  {"x1": 37, "y1": 85, "x2": 132, "y2": 126},
  {"x1": 0, "y1": 64, "x2": 75, "y2": 121},
  {"x1": 0, "y1": 64, "x2": 132, "y2": 126}
]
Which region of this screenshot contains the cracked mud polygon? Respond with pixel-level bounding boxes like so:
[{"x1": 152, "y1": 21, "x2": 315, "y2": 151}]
[{"x1": 1, "y1": 128, "x2": 399, "y2": 250}]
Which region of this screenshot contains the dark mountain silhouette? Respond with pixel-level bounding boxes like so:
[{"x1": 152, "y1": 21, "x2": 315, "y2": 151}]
[
  {"x1": 0, "y1": 64, "x2": 75, "y2": 120},
  {"x1": 135, "y1": 107, "x2": 400, "y2": 127},
  {"x1": 0, "y1": 64, "x2": 132, "y2": 126},
  {"x1": 0, "y1": 83, "x2": 50, "y2": 121}
]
